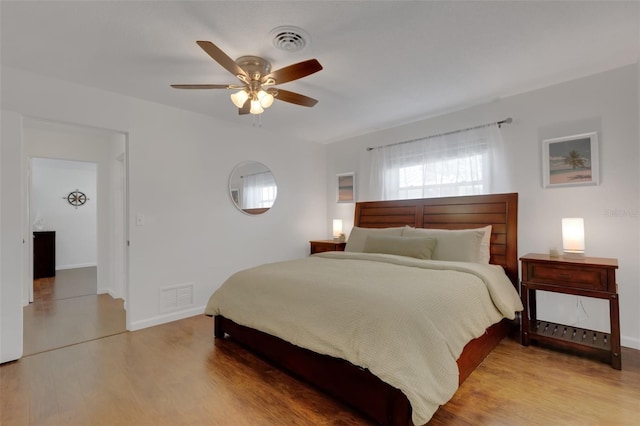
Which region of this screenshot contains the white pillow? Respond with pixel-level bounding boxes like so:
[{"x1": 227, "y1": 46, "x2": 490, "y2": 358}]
[
  {"x1": 402, "y1": 225, "x2": 492, "y2": 263},
  {"x1": 478, "y1": 225, "x2": 492, "y2": 263},
  {"x1": 345, "y1": 226, "x2": 404, "y2": 252},
  {"x1": 362, "y1": 235, "x2": 437, "y2": 260}
]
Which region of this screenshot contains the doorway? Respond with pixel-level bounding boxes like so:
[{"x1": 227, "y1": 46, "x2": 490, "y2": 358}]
[{"x1": 22, "y1": 119, "x2": 128, "y2": 355}]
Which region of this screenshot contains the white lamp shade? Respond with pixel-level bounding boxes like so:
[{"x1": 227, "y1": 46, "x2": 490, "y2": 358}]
[
  {"x1": 230, "y1": 90, "x2": 249, "y2": 108},
  {"x1": 562, "y1": 218, "x2": 585, "y2": 256},
  {"x1": 250, "y1": 99, "x2": 264, "y2": 115},
  {"x1": 332, "y1": 219, "x2": 343, "y2": 238},
  {"x1": 258, "y1": 90, "x2": 274, "y2": 108}
]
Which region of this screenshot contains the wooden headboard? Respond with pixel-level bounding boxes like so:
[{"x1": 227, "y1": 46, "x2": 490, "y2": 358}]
[{"x1": 354, "y1": 193, "x2": 519, "y2": 287}]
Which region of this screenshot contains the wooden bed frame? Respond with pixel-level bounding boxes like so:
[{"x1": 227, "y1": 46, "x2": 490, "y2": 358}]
[{"x1": 214, "y1": 192, "x2": 519, "y2": 425}]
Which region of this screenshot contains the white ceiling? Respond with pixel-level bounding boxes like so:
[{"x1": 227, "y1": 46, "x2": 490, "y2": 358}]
[{"x1": 1, "y1": 1, "x2": 638, "y2": 144}]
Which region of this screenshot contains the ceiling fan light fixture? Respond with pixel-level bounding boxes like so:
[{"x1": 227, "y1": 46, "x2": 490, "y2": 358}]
[
  {"x1": 230, "y1": 90, "x2": 249, "y2": 108},
  {"x1": 250, "y1": 99, "x2": 264, "y2": 115},
  {"x1": 257, "y1": 90, "x2": 274, "y2": 108}
]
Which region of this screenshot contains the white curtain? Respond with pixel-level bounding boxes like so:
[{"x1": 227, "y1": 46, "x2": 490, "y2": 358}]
[
  {"x1": 243, "y1": 171, "x2": 277, "y2": 208},
  {"x1": 369, "y1": 124, "x2": 507, "y2": 200}
]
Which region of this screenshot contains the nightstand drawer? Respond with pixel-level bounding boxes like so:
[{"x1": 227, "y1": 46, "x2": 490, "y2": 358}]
[
  {"x1": 526, "y1": 263, "x2": 608, "y2": 291},
  {"x1": 309, "y1": 240, "x2": 346, "y2": 255},
  {"x1": 313, "y1": 242, "x2": 338, "y2": 253}
]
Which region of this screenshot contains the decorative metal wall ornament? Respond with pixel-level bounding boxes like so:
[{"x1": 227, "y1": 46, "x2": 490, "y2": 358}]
[{"x1": 63, "y1": 189, "x2": 89, "y2": 209}]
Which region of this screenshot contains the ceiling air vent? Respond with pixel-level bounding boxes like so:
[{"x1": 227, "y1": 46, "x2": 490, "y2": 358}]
[{"x1": 270, "y1": 26, "x2": 310, "y2": 52}]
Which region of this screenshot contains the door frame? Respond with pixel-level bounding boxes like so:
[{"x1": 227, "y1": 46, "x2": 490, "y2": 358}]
[{"x1": 21, "y1": 118, "x2": 129, "y2": 325}]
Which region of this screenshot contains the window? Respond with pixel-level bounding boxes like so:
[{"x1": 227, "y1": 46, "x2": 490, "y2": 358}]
[
  {"x1": 396, "y1": 153, "x2": 485, "y2": 198},
  {"x1": 370, "y1": 124, "x2": 505, "y2": 200},
  {"x1": 243, "y1": 172, "x2": 277, "y2": 208}
]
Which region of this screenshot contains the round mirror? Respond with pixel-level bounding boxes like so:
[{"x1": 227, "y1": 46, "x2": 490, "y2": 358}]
[{"x1": 229, "y1": 161, "x2": 278, "y2": 215}]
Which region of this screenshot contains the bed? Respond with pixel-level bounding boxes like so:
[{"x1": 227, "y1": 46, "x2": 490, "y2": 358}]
[{"x1": 206, "y1": 193, "x2": 521, "y2": 425}]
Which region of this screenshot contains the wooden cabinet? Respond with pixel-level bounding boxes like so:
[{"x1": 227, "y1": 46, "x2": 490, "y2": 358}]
[
  {"x1": 33, "y1": 231, "x2": 56, "y2": 279},
  {"x1": 309, "y1": 240, "x2": 346, "y2": 255},
  {"x1": 520, "y1": 253, "x2": 620, "y2": 369}
]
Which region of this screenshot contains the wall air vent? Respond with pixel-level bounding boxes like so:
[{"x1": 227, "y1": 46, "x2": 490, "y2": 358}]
[{"x1": 160, "y1": 283, "x2": 194, "y2": 313}]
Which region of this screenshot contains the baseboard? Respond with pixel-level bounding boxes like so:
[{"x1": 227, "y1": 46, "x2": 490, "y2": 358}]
[
  {"x1": 622, "y1": 336, "x2": 640, "y2": 350},
  {"x1": 96, "y1": 287, "x2": 121, "y2": 299},
  {"x1": 56, "y1": 263, "x2": 97, "y2": 270},
  {"x1": 128, "y1": 305, "x2": 206, "y2": 331}
]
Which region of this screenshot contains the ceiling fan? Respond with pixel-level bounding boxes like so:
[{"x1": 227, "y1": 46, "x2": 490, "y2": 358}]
[{"x1": 171, "y1": 41, "x2": 323, "y2": 115}]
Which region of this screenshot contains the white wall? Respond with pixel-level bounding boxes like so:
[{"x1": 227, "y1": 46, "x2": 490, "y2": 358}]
[
  {"x1": 31, "y1": 158, "x2": 97, "y2": 270},
  {"x1": 327, "y1": 64, "x2": 640, "y2": 349},
  {"x1": 0, "y1": 64, "x2": 327, "y2": 364}
]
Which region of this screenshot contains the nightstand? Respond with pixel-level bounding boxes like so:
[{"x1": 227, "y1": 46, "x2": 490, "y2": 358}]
[
  {"x1": 520, "y1": 253, "x2": 621, "y2": 369},
  {"x1": 310, "y1": 240, "x2": 346, "y2": 255}
]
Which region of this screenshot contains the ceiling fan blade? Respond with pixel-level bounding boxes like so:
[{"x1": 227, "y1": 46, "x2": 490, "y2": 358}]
[
  {"x1": 196, "y1": 41, "x2": 248, "y2": 80},
  {"x1": 262, "y1": 59, "x2": 322, "y2": 85},
  {"x1": 171, "y1": 84, "x2": 232, "y2": 89},
  {"x1": 239, "y1": 99, "x2": 250, "y2": 115},
  {"x1": 275, "y1": 89, "x2": 318, "y2": 107}
]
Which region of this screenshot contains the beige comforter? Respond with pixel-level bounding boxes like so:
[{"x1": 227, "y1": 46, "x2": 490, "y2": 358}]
[{"x1": 205, "y1": 251, "x2": 523, "y2": 425}]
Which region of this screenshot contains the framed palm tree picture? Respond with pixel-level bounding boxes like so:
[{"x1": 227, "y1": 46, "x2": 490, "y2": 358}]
[{"x1": 542, "y1": 132, "x2": 599, "y2": 188}]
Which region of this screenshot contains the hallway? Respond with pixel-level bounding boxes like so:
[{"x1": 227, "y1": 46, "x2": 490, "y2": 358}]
[{"x1": 23, "y1": 267, "x2": 126, "y2": 356}]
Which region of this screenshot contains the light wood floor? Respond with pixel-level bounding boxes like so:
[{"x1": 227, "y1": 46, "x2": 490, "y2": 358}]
[
  {"x1": 33, "y1": 267, "x2": 98, "y2": 302},
  {"x1": 3, "y1": 315, "x2": 638, "y2": 425},
  {"x1": 23, "y1": 268, "x2": 126, "y2": 356}
]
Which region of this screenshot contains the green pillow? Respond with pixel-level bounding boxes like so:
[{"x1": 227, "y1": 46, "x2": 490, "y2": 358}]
[
  {"x1": 363, "y1": 235, "x2": 437, "y2": 260},
  {"x1": 344, "y1": 226, "x2": 404, "y2": 252}
]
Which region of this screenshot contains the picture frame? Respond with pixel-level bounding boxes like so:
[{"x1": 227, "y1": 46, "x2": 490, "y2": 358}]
[
  {"x1": 542, "y1": 132, "x2": 599, "y2": 188},
  {"x1": 337, "y1": 172, "x2": 355, "y2": 203}
]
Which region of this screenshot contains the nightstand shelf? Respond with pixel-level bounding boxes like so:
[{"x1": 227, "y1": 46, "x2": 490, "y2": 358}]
[
  {"x1": 528, "y1": 320, "x2": 611, "y2": 351},
  {"x1": 520, "y1": 253, "x2": 621, "y2": 370},
  {"x1": 309, "y1": 240, "x2": 346, "y2": 255}
]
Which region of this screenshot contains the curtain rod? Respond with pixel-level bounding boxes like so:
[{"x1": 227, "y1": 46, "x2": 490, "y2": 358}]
[
  {"x1": 366, "y1": 117, "x2": 512, "y2": 152},
  {"x1": 240, "y1": 170, "x2": 270, "y2": 178}
]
